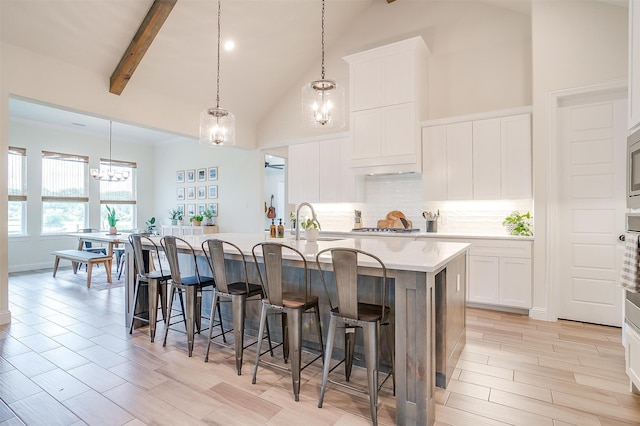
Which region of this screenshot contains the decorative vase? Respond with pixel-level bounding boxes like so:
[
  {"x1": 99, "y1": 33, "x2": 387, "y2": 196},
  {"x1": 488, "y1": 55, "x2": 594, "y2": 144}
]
[
  {"x1": 171, "y1": 219, "x2": 178, "y2": 226},
  {"x1": 109, "y1": 226, "x2": 117, "y2": 235},
  {"x1": 305, "y1": 228, "x2": 319, "y2": 242}
]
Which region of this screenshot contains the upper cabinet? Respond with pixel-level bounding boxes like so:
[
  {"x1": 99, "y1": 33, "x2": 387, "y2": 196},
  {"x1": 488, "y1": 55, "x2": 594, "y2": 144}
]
[
  {"x1": 423, "y1": 111, "x2": 532, "y2": 201},
  {"x1": 288, "y1": 136, "x2": 361, "y2": 205},
  {"x1": 344, "y1": 37, "x2": 429, "y2": 175},
  {"x1": 630, "y1": 0, "x2": 640, "y2": 131}
]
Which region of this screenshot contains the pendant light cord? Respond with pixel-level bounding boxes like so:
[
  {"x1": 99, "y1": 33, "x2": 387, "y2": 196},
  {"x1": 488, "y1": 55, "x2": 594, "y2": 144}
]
[
  {"x1": 320, "y1": 0, "x2": 325, "y2": 80},
  {"x1": 216, "y1": 0, "x2": 221, "y2": 109},
  {"x1": 108, "y1": 120, "x2": 112, "y2": 172}
]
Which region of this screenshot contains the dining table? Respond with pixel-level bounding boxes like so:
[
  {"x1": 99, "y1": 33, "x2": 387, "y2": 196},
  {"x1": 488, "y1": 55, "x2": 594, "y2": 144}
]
[{"x1": 67, "y1": 231, "x2": 132, "y2": 258}]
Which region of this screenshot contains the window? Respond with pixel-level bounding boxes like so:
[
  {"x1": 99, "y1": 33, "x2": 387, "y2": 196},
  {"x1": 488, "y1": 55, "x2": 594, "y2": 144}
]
[
  {"x1": 8, "y1": 146, "x2": 26, "y2": 235},
  {"x1": 41, "y1": 151, "x2": 88, "y2": 233},
  {"x1": 99, "y1": 159, "x2": 137, "y2": 231}
]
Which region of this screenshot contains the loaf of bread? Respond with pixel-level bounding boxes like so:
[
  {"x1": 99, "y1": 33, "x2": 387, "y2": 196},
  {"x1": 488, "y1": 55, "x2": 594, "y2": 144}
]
[{"x1": 376, "y1": 211, "x2": 412, "y2": 228}]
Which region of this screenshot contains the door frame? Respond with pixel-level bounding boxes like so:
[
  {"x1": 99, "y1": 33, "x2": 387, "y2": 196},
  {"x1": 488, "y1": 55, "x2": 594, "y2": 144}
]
[{"x1": 544, "y1": 79, "x2": 627, "y2": 323}]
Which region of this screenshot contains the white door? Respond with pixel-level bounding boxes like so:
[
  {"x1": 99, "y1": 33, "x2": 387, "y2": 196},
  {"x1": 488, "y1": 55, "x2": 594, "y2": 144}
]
[{"x1": 557, "y1": 89, "x2": 627, "y2": 326}]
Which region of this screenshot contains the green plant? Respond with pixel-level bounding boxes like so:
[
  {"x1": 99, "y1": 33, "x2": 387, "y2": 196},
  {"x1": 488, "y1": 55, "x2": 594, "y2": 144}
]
[
  {"x1": 145, "y1": 217, "x2": 156, "y2": 234},
  {"x1": 202, "y1": 209, "x2": 213, "y2": 219},
  {"x1": 299, "y1": 217, "x2": 321, "y2": 230},
  {"x1": 289, "y1": 211, "x2": 296, "y2": 228},
  {"x1": 502, "y1": 211, "x2": 533, "y2": 236},
  {"x1": 169, "y1": 209, "x2": 183, "y2": 221},
  {"x1": 190, "y1": 215, "x2": 204, "y2": 222},
  {"x1": 105, "y1": 205, "x2": 118, "y2": 227}
]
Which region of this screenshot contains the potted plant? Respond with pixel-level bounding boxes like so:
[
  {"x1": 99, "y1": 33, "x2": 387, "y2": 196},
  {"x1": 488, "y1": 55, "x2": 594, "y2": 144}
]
[
  {"x1": 169, "y1": 209, "x2": 182, "y2": 226},
  {"x1": 106, "y1": 205, "x2": 118, "y2": 235},
  {"x1": 300, "y1": 217, "x2": 321, "y2": 242},
  {"x1": 145, "y1": 217, "x2": 157, "y2": 235},
  {"x1": 190, "y1": 214, "x2": 204, "y2": 226},
  {"x1": 202, "y1": 209, "x2": 214, "y2": 226},
  {"x1": 502, "y1": 211, "x2": 533, "y2": 236}
]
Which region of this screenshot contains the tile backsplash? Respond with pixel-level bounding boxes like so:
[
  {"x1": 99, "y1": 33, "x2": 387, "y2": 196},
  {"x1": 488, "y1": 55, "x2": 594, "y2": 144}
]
[{"x1": 306, "y1": 174, "x2": 533, "y2": 235}]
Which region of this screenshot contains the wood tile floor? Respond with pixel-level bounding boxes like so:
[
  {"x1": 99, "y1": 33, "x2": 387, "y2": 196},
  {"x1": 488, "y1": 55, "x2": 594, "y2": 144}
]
[{"x1": 2, "y1": 269, "x2": 640, "y2": 425}]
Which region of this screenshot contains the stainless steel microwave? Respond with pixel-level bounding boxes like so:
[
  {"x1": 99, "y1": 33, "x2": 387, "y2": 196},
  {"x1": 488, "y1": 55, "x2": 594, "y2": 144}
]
[{"x1": 629, "y1": 127, "x2": 640, "y2": 208}]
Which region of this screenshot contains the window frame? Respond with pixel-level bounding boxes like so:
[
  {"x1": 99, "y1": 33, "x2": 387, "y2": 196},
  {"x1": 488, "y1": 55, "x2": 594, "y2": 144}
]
[
  {"x1": 8, "y1": 146, "x2": 27, "y2": 236},
  {"x1": 99, "y1": 158, "x2": 137, "y2": 231}
]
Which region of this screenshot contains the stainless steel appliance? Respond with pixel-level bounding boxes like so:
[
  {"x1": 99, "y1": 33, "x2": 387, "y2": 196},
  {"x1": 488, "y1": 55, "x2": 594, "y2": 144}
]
[{"x1": 628, "y1": 127, "x2": 640, "y2": 208}]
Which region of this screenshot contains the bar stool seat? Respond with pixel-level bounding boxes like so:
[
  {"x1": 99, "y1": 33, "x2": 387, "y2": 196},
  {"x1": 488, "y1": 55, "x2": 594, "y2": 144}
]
[
  {"x1": 202, "y1": 238, "x2": 273, "y2": 375},
  {"x1": 251, "y1": 242, "x2": 324, "y2": 402},
  {"x1": 316, "y1": 247, "x2": 395, "y2": 426},
  {"x1": 161, "y1": 235, "x2": 225, "y2": 357}
]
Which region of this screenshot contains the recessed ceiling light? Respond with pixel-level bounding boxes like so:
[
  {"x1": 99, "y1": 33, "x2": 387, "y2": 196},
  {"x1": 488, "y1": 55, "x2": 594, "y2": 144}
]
[
  {"x1": 71, "y1": 122, "x2": 86, "y2": 127},
  {"x1": 224, "y1": 40, "x2": 235, "y2": 51}
]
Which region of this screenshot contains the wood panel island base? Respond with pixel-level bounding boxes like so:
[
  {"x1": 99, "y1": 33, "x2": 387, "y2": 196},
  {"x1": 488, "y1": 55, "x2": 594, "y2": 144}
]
[{"x1": 125, "y1": 233, "x2": 469, "y2": 426}]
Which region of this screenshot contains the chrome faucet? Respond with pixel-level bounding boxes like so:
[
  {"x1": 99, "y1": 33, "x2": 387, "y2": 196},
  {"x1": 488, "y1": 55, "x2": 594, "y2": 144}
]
[{"x1": 295, "y1": 202, "x2": 318, "y2": 241}]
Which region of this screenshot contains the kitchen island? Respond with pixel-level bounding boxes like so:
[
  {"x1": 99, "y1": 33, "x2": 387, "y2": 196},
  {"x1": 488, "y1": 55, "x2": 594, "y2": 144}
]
[{"x1": 125, "y1": 233, "x2": 469, "y2": 426}]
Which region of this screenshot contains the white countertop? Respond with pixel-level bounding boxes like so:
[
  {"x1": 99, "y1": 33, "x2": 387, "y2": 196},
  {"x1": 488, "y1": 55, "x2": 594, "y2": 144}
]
[
  {"x1": 164, "y1": 232, "x2": 470, "y2": 274},
  {"x1": 317, "y1": 229, "x2": 534, "y2": 241}
]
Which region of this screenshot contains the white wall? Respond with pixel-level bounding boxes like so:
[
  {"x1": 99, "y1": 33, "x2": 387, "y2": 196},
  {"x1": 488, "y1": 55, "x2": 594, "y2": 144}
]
[
  {"x1": 7, "y1": 120, "x2": 155, "y2": 272},
  {"x1": 531, "y1": 1, "x2": 628, "y2": 321},
  {"x1": 153, "y1": 142, "x2": 263, "y2": 233},
  {"x1": 256, "y1": 0, "x2": 532, "y2": 148}
]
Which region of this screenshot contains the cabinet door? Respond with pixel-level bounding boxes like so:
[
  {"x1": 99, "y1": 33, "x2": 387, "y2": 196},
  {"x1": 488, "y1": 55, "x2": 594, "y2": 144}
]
[
  {"x1": 630, "y1": 0, "x2": 640, "y2": 130},
  {"x1": 351, "y1": 59, "x2": 383, "y2": 111},
  {"x1": 501, "y1": 114, "x2": 531, "y2": 199},
  {"x1": 446, "y1": 122, "x2": 473, "y2": 200},
  {"x1": 473, "y1": 118, "x2": 502, "y2": 199},
  {"x1": 382, "y1": 103, "x2": 417, "y2": 158},
  {"x1": 626, "y1": 324, "x2": 640, "y2": 390},
  {"x1": 468, "y1": 255, "x2": 499, "y2": 304},
  {"x1": 287, "y1": 142, "x2": 319, "y2": 204},
  {"x1": 499, "y1": 257, "x2": 532, "y2": 308},
  {"x1": 422, "y1": 125, "x2": 448, "y2": 201},
  {"x1": 352, "y1": 109, "x2": 381, "y2": 161},
  {"x1": 319, "y1": 137, "x2": 358, "y2": 203}
]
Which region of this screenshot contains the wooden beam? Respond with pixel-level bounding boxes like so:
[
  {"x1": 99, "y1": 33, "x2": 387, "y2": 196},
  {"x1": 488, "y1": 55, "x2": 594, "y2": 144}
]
[{"x1": 109, "y1": 0, "x2": 178, "y2": 95}]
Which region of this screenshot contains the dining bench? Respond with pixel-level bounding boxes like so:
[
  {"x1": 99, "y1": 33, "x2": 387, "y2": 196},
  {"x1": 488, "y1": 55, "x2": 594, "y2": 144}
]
[{"x1": 51, "y1": 249, "x2": 113, "y2": 288}]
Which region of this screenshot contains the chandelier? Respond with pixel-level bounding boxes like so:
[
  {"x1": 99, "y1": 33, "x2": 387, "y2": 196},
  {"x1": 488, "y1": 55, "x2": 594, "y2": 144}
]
[
  {"x1": 199, "y1": 0, "x2": 235, "y2": 146},
  {"x1": 301, "y1": 0, "x2": 345, "y2": 129},
  {"x1": 90, "y1": 120, "x2": 129, "y2": 182}
]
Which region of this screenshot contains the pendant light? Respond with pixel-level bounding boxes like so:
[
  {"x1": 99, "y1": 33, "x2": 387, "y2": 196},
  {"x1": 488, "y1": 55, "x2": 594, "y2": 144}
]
[
  {"x1": 90, "y1": 120, "x2": 129, "y2": 182},
  {"x1": 302, "y1": 0, "x2": 345, "y2": 129},
  {"x1": 199, "y1": 0, "x2": 235, "y2": 146}
]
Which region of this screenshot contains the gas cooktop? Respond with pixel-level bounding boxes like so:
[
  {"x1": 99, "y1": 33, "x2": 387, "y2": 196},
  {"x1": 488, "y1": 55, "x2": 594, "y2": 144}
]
[{"x1": 352, "y1": 227, "x2": 420, "y2": 233}]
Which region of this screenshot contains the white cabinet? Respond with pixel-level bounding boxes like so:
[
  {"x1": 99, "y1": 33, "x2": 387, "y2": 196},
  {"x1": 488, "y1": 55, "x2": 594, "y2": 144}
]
[
  {"x1": 344, "y1": 36, "x2": 428, "y2": 175},
  {"x1": 422, "y1": 112, "x2": 531, "y2": 201},
  {"x1": 288, "y1": 137, "x2": 360, "y2": 204},
  {"x1": 467, "y1": 239, "x2": 532, "y2": 309},
  {"x1": 626, "y1": 323, "x2": 640, "y2": 391},
  {"x1": 161, "y1": 225, "x2": 218, "y2": 236},
  {"x1": 629, "y1": 0, "x2": 640, "y2": 131}
]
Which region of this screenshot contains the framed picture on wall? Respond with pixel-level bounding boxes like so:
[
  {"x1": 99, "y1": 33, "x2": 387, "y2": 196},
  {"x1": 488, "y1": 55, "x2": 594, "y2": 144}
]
[
  {"x1": 208, "y1": 185, "x2": 218, "y2": 199},
  {"x1": 186, "y1": 204, "x2": 195, "y2": 217},
  {"x1": 177, "y1": 187, "x2": 185, "y2": 200},
  {"x1": 176, "y1": 204, "x2": 185, "y2": 215},
  {"x1": 187, "y1": 187, "x2": 196, "y2": 200},
  {"x1": 197, "y1": 168, "x2": 206, "y2": 182},
  {"x1": 176, "y1": 170, "x2": 185, "y2": 183},
  {"x1": 197, "y1": 186, "x2": 206, "y2": 199},
  {"x1": 208, "y1": 167, "x2": 218, "y2": 181},
  {"x1": 186, "y1": 169, "x2": 195, "y2": 183},
  {"x1": 198, "y1": 204, "x2": 206, "y2": 214},
  {"x1": 208, "y1": 203, "x2": 218, "y2": 217}
]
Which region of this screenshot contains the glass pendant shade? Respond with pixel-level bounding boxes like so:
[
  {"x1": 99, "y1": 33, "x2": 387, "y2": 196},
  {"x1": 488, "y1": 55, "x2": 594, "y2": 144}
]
[
  {"x1": 302, "y1": 78, "x2": 345, "y2": 128},
  {"x1": 199, "y1": 107, "x2": 235, "y2": 146}
]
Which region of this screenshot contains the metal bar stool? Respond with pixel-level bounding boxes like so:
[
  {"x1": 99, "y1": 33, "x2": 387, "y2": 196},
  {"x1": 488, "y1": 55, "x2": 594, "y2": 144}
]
[
  {"x1": 128, "y1": 234, "x2": 175, "y2": 342},
  {"x1": 202, "y1": 238, "x2": 273, "y2": 374},
  {"x1": 315, "y1": 248, "x2": 395, "y2": 426},
  {"x1": 251, "y1": 242, "x2": 324, "y2": 402},
  {"x1": 161, "y1": 235, "x2": 225, "y2": 357}
]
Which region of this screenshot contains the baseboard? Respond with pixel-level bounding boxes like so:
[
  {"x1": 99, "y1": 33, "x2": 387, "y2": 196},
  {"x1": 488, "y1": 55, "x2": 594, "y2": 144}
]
[
  {"x1": 0, "y1": 310, "x2": 11, "y2": 325},
  {"x1": 529, "y1": 307, "x2": 550, "y2": 321},
  {"x1": 8, "y1": 262, "x2": 53, "y2": 273}
]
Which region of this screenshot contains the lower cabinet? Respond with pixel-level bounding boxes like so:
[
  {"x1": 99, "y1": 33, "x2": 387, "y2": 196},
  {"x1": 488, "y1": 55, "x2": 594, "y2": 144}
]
[
  {"x1": 468, "y1": 239, "x2": 532, "y2": 309},
  {"x1": 161, "y1": 225, "x2": 219, "y2": 236},
  {"x1": 626, "y1": 323, "x2": 640, "y2": 393}
]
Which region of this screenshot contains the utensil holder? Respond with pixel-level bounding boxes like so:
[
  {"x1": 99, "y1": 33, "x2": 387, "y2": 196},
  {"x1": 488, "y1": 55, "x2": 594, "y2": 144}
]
[{"x1": 425, "y1": 220, "x2": 438, "y2": 233}]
